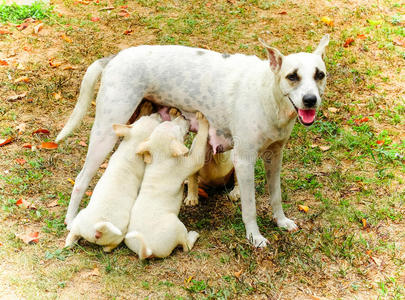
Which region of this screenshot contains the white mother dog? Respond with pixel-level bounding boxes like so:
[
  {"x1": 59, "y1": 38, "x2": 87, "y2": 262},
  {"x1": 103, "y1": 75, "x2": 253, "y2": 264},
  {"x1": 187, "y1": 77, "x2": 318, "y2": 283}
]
[{"x1": 57, "y1": 35, "x2": 329, "y2": 247}]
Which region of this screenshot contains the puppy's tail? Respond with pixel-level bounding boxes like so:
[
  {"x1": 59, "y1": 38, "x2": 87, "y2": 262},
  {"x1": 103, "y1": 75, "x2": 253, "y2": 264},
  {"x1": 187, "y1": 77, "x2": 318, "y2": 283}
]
[
  {"x1": 125, "y1": 231, "x2": 153, "y2": 260},
  {"x1": 94, "y1": 221, "x2": 122, "y2": 239},
  {"x1": 55, "y1": 55, "x2": 115, "y2": 142}
]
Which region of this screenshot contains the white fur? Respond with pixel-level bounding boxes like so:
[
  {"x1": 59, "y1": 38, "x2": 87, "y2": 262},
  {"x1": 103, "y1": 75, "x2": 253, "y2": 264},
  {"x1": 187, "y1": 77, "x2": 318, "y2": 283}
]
[
  {"x1": 65, "y1": 115, "x2": 161, "y2": 252},
  {"x1": 58, "y1": 35, "x2": 329, "y2": 247},
  {"x1": 125, "y1": 115, "x2": 208, "y2": 259}
]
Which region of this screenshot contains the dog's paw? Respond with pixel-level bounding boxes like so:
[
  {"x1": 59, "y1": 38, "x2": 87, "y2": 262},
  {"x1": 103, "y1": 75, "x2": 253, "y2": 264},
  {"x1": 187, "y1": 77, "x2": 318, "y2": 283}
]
[
  {"x1": 184, "y1": 196, "x2": 199, "y2": 206},
  {"x1": 247, "y1": 233, "x2": 268, "y2": 248},
  {"x1": 275, "y1": 217, "x2": 299, "y2": 232},
  {"x1": 228, "y1": 185, "x2": 240, "y2": 201}
]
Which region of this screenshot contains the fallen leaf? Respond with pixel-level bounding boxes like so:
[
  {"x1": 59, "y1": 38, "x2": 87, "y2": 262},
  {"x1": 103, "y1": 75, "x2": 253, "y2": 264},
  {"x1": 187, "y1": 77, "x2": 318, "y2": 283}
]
[
  {"x1": 120, "y1": 5, "x2": 128, "y2": 9},
  {"x1": 234, "y1": 269, "x2": 243, "y2": 278},
  {"x1": 0, "y1": 59, "x2": 8, "y2": 66},
  {"x1": 361, "y1": 218, "x2": 367, "y2": 229},
  {"x1": 68, "y1": 178, "x2": 75, "y2": 185},
  {"x1": 7, "y1": 92, "x2": 27, "y2": 102},
  {"x1": 320, "y1": 16, "x2": 334, "y2": 26},
  {"x1": 33, "y1": 128, "x2": 50, "y2": 135},
  {"x1": 319, "y1": 145, "x2": 331, "y2": 151},
  {"x1": 123, "y1": 29, "x2": 133, "y2": 35},
  {"x1": 17, "y1": 231, "x2": 39, "y2": 244},
  {"x1": 60, "y1": 34, "x2": 72, "y2": 43},
  {"x1": 393, "y1": 37, "x2": 405, "y2": 47},
  {"x1": 343, "y1": 37, "x2": 355, "y2": 47},
  {"x1": 49, "y1": 58, "x2": 62, "y2": 68},
  {"x1": 184, "y1": 276, "x2": 193, "y2": 284},
  {"x1": 85, "y1": 190, "x2": 93, "y2": 196},
  {"x1": 33, "y1": 23, "x2": 43, "y2": 34},
  {"x1": 357, "y1": 34, "x2": 366, "y2": 40},
  {"x1": 16, "y1": 123, "x2": 26, "y2": 134},
  {"x1": 376, "y1": 140, "x2": 385, "y2": 145},
  {"x1": 298, "y1": 205, "x2": 309, "y2": 212},
  {"x1": 118, "y1": 11, "x2": 130, "y2": 17},
  {"x1": 0, "y1": 241, "x2": 3, "y2": 246},
  {"x1": 22, "y1": 143, "x2": 32, "y2": 148},
  {"x1": 100, "y1": 162, "x2": 108, "y2": 168},
  {"x1": 354, "y1": 117, "x2": 369, "y2": 124},
  {"x1": 328, "y1": 107, "x2": 339, "y2": 113},
  {"x1": 99, "y1": 6, "x2": 115, "y2": 11},
  {"x1": 46, "y1": 200, "x2": 59, "y2": 208},
  {"x1": 16, "y1": 198, "x2": 33, "y2": 209},
  {"x1": 0, "y1": 137, "x2": 13, "y2": 147},
  {"x1": 16, "y1": 158, "x2": 26, "y2": 165},
  {"x1": 310, "y1": 144, "x2": 318, "y2": 148},
  {"x1": 87, "y1": 267, "x2": 100, "y2": 277},
  {"x1": 14, "y1": 76, "x2": 30, "y2": 83},
  {"x1": 198, "y1": 188, "x2": 208, "y2": 199},
  {"x1": 62, "y1": 65, "x2": 77, "y2": 70},
  {"x1": 54, "y1": 91, "x2": 62, "y2": 99},
  {"x1": 39, "y1": 142, "x2": 58, "y2": 149},
  {"x1": 91, "y1": 16, "x2": 100, "y2": 22},
  {"x1": 0, "y1": 29, "x2": 11, "y2": 34},
  {"x1": 16, "y1": 23, "x2": 28, "y2": 31},
  {"x1": 278, "y1": 11, "x2": 287, "y2": 15},
  {"x1": 23, "y1": 46, "x2": 31, "y2": 52},
  {"x1": 78, "y1": 141, "x2": 87, "y2": 147}
]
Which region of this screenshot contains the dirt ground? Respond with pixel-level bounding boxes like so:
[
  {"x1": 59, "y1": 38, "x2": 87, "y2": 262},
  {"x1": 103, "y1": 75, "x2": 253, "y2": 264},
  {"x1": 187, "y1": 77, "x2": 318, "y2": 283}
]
[{"x1": 0, "y1": 0, "x2": 404, "y2": 299}]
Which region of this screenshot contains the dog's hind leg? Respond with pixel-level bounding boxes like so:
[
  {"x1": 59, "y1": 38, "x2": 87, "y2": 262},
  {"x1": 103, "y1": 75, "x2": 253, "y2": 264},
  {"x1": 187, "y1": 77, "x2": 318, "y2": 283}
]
[
  {"x1": 65, "y1": 91, "x2": 144, "y2": 228},
  {"x1": 182, "y1": 230, "x2": 200, "y2": 252}
]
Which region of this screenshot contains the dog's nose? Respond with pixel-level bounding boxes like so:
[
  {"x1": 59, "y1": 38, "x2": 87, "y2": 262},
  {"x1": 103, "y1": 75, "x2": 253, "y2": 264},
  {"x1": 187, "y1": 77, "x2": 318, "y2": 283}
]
[{"x1": 302, "y1": 94, "x2": 317, "y2": 108}]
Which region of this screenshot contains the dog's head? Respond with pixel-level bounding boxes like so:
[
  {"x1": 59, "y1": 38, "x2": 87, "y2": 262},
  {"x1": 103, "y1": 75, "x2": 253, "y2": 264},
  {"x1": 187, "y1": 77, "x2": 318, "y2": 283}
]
[
  {"x1": 136, "y1": 116, "x2": 190, "y2": 163},
  {"x1": 260, "y1": 35, "x2": 330, "y2": 126},
  {"x1": 113, "y1": 113, "x2": 161, "y2": 139}
]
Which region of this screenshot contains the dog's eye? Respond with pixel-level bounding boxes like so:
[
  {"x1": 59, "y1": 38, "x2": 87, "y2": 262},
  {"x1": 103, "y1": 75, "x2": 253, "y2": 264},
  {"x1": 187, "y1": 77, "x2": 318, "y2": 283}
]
[
  {"x1": 315, "y1": 70, "x2": 325, "y2": 80},
  {"x1": 286, "y1": 73, "x2": 299, "y2": 82}
]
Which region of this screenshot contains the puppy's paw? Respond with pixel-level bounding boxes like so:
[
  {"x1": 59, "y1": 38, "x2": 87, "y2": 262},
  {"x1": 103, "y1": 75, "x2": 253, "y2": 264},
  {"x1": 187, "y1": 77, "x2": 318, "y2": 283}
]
[
  {"x1": 228, "y1": 185, "x2": 240, "y2": 201},
  {"x1": 247, "y1": 233, "x2": 268, "y2": 248},
  {"x1": 275, "y1": 217, "x2": 299, "y2": 232},
  {"x1": 184, "y1": 196, "x2": 199, "y2": 206},
  {"x1": 169, "y1": 108, "x2": 181, "y2": 118}
]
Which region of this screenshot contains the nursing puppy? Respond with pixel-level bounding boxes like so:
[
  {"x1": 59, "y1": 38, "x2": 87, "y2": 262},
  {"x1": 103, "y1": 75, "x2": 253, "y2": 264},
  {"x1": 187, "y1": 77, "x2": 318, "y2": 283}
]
[
  {"x1": 185, "y1": 150, "x2": 240, "y2": 206},
  {"x1": 125, "y1": 113, "x2": 209, "y2": 259},
  {"x1": 65, "y1": 114, "x2": 161, "y2": 252}
]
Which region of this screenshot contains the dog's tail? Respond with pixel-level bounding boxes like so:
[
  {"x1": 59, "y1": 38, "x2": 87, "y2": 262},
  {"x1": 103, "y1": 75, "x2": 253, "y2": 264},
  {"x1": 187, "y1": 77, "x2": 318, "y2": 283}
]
[
  {"x1": 55, "y1": 55, "x2": 115, "y2": 142},
  {"x1": 125, "y1": 231, "x2": 153, "y2": 260},
  {"x1": 94, "y1": 221, "x2": 122, "y2": 239}
]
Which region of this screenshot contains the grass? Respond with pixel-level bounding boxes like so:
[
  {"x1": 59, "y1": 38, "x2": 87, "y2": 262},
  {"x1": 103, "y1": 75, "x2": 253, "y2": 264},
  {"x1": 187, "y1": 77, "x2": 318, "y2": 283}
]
[
  {"x1": 0, "y1": 0, "x2": 404, "y2": 299},
  {"x1": 0, "y1": 1, "x2": 53, "y2": 23}
]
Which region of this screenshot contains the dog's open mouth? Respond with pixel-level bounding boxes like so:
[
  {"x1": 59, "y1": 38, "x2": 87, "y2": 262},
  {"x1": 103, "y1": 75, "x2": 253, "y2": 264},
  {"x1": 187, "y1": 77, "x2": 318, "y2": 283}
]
[
  {"x1": 287, "y1": 96, "x2": 317, "y2": 126},
  {"x1": 297, "y1": 109, "x2": 316, "y2": 126}
]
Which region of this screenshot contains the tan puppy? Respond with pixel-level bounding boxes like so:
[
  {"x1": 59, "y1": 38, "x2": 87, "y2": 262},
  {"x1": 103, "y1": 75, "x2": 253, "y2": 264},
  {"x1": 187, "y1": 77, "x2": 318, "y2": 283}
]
[
  {"x1": 125, "y1": 113, "x2": 209, "y2": 259},
  {"x1": 184, "y1": 150, "x2": 240, "y2": 206},
  {"x1": 65, "y1": 114, "x2": 161, "y2": 252}
]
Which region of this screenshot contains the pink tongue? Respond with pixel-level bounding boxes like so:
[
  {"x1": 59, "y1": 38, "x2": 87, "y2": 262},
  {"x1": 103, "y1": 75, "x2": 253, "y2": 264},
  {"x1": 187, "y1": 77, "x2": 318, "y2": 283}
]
[{"x1": 298, "y1": 109, "x2": 316, "y2": 124}]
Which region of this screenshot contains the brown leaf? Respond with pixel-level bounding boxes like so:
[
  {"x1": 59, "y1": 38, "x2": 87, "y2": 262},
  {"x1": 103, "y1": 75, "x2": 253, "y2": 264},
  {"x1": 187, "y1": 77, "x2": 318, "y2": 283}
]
[
  {"x1": 123, "y1": 29, "x2": 133, "y2": 35},
  {"x1": 328, "y1": 107, "x2": 339, "y2": 113},
  {"x1": 16, "y1": 23, "x2": 28, "y2": 31},
  {"x1": 17, "y1": 231, "x2": 39, "y2": 244},
  {"x1": 49, "y1": 58, "x2": 62, "y2": 68},
  {"x1": 62, "y1": 65, "x2": 77, "y2": 70},
  {"x1": 278, "y1": 11, "x2": 287, "y2": 15},
  {"x1": 357, "y1": 34, "x2": 366, "y2": 40},
  {"x1": 47, "y1": 200, "x2": 59, "y2": 208},
  {"x1": 0, "y1": 29, "x2": 11, "y2": 35},
  {"x1": 319, "y1": 145, "x2": 331, "y2": 151},
  {"x1": 198, "y1": 188, "x2": 208, "y2": 199},
  {"x1": 298, "y1": 205, "x2": 309, "y2": 213},
  {"x1": 54, "y1": 91, "x2": 62, "y2": 99},
  {"x1": 100, "y1": 162, "x2": 108, "y2": 169},
  {"x1": 99, "y1": 6, "x2": 115, "y2": 11},
  {"x1": 85, "y1": 190, "x2": 93, "y2": 197},
  {"x1": 33, "y1": 23, "x2": 43, "y2": 34},
  {"x1": 39, "y1": 142, "x2": 58, "y2": 149},
  {"x1": 78, "y1": 140, "x2": 87, "y2": 147},
  {"x1": 91, "y1": 16, "x2": 100, "y2": 22},
  {"x1": 7, "y1": 92, "x2": 27, "y2": 102},
  {"x1": 60, "y1": 34, "x2": 72, "y2": 43},
  {"x1": 16, "y1": 198, "x2": 32, "y2": 209},
  {"x1": 16, "y1": 158, "x2": 26, "y2": 165},
  {"x1": 343, "y1": 37, "x2": 355, "y2": 47},
  {"x1": 393, "y1": 37, "x2": 405, "y2": 47},
  {"x1": 361, "y1": 218, "x2": 368, "y2": 229},
  {"x1": 33, "y1": 128, "x2": 50, "y2": 135},
  {"x1": 22, "y1": 143, "x2": 32, "y2": 149},
  {"x1": 234, "y1": 269, "x2": 243, "y2": 278},
  {"x1": 0, "y1": 137, "x2": 13, "y2": 147},
  {"x1": 0, "y1": 59, "x2": 8, "y2": 66}
]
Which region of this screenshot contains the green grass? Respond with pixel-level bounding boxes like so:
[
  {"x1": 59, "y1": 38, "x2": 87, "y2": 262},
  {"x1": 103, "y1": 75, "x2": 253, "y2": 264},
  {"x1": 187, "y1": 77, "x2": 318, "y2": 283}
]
[{"x1": 0, "y1": 0, "x2": 53, "y2": 23}]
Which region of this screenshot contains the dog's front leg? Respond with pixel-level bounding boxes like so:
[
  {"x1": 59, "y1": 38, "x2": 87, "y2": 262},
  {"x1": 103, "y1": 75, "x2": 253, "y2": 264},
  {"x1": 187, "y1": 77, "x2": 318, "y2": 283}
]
[
  {"x1": 233, "y1": 149, "x2": 268, "y2": 248},
  {"x1": 262, "y1": 141, "x2": 298, "y2": 231}
]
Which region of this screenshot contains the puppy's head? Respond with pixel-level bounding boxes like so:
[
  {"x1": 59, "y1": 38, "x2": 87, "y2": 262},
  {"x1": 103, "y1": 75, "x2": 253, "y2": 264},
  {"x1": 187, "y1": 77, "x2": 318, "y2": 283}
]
[
  {"x1": 113, "y1": 114, "x2": 161, "y2": 140},
  {"x1": 136, "y1": 117, "x2": 190, "y2": 163},
  {"x1": 260, "y1": 35, "x2": 329, "y2": 126}
]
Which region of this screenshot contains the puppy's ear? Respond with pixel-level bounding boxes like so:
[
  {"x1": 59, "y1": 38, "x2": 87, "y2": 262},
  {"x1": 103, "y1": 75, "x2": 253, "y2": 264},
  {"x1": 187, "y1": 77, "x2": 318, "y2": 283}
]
[
  {"x1": 259, "y1": 38, "x2": 284, "y2": 73},
  {"x1": 136, "y1": 141, "x2": 152, "y2": 163},
  {"x1": 170, "y1": 140, "x2": 189, "y2": 157},
  {"x1": 313, "y1": 34, "x2": 330, "y2": 58},
  {"x1": 112, "y1": 124, "x2": 132, "y2": 137}
]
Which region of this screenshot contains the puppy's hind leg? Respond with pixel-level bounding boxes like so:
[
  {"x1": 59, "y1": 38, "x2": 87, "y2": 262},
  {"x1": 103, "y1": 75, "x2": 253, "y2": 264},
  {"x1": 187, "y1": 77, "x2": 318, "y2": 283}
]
[
  {"x1": 65, "y1": 222, "x2": 81, "y2": 248},
  {"x1": 182, "y1": 231, "x2": 200, "y2": 252}
]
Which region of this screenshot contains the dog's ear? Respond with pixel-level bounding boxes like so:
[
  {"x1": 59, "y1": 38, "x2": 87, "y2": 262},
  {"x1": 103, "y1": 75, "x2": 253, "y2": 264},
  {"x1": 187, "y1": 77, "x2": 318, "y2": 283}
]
[
  {"x1": 170, "y1": 140, "x2": 189, "y2": 157},
  {"x1": 313, "y1": 34, "x2": 330, "y2": 58},
  {"x1": 259, "y1": 38, "x2": 284, "y2": 73},
  {"x1": 112, "y1": 124, "x2": 132, "y2": 137},
  {"x1": 136, "y1": 140, "x2": 152, "y2": 163}
]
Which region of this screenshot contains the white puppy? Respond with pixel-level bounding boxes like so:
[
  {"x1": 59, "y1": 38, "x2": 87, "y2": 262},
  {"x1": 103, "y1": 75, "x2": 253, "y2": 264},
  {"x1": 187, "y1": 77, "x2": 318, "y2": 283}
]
[
  {"x1": 65, "y1": 114, "x2": 161, "y2": 252},
  {"x1": 185, "y1": 150, "x2": 240, "y2": 206},
  {"x1": 125, "y1": 113, "x2": 209, "y2": 259}
]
